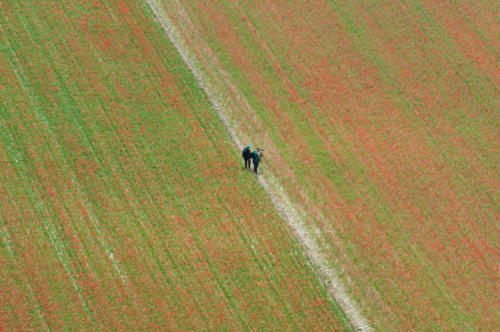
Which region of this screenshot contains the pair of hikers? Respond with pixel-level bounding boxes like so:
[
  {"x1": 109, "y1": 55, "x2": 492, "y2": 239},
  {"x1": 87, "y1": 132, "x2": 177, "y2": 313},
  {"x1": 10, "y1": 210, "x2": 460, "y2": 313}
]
[{"x1": 242, "y1": 145, "x2": 263, "y2": 174}]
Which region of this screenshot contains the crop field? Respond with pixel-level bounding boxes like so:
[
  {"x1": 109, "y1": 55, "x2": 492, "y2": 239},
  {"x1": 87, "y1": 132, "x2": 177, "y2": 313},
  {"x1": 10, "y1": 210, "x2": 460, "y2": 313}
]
[
  {"x1": 0, "y1": 0, "x2": 498, "y2": 331},
  {"x1": 0, "y1": 0, "x2": 354, "y2": 330},
  {"x1": 158, "y1": 0, "x2": 498, "y2": 330}
]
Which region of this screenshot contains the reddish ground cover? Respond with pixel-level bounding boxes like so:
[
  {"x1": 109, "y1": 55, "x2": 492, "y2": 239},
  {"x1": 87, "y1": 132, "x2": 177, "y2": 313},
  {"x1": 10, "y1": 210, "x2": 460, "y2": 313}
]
[
  {"x1": 176, "y1": 0, "x2": 499, "y2": 329},
  {"x1": 0, "y1": 0, "x2": 352, "y2": 330}
]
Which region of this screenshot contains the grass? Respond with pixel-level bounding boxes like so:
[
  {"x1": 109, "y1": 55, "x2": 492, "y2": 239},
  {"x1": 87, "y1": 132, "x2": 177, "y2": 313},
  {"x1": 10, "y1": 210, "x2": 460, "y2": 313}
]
[
  {"x1": 177, "y1": 0, "x2": 499, "y2": 329},
  {"x1": 0, "y1": 0, "x2": 354, "y2": 330}
]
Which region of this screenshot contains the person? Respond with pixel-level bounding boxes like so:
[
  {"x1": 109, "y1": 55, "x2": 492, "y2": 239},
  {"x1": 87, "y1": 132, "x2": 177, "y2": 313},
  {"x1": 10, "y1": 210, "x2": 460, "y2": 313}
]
[
  {"x1": 257, "y1": 147, "x2": 264, "y2": 160},
  {"x1": 242, "y1": 144, "x2": 252, "y2": 169},
  {"x1": 252, "y1": 148, "x2": 261, "y2": 174}
]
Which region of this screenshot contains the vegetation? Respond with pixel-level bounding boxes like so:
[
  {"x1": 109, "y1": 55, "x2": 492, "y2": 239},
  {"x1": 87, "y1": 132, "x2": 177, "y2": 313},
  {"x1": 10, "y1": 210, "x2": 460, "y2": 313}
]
[
  {"x1": 177, "y1": 0, "x2": 499, "y2": 329},
  {"x1": 0, "y1": 0, "x2": 352, "y2": 330},
  {"x1": 1, "y1": 0, "x2": 497, "y2": 330}
]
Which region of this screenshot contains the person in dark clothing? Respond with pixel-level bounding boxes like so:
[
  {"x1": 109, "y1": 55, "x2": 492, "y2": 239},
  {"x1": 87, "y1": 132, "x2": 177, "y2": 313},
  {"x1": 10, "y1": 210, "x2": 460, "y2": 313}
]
[
  {"x1": 242, "y1": 144, "x2": 252, "y2": 169},
  {"x1": 252, "y1": 149, "x2": 261, "y2": 174}
]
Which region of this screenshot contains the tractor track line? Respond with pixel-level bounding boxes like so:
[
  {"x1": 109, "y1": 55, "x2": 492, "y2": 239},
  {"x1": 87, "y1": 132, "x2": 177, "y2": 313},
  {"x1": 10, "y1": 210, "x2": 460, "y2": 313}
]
[{"x1": 144, "y1": 0, "x2": 372, "y2": 330}]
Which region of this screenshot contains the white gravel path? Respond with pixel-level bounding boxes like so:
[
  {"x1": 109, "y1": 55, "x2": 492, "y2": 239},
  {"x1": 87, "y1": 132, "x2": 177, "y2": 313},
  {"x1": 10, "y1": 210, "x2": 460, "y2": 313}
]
[{"x1": 145, "y1": 1, "x2": 372, "y2": 330}]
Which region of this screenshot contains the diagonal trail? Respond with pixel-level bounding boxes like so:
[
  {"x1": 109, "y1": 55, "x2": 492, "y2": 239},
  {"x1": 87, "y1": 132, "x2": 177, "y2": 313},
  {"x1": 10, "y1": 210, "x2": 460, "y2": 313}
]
[{"x1": 144, "y1": 0, "x2": 372, "y2": 330}]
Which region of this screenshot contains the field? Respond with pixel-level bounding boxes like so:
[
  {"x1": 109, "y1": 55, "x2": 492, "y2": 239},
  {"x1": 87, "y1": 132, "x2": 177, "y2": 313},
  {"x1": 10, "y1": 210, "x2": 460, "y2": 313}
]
[
  {"x1": 157, "y1": 0, "x2": 499, "y2": 330},
  {"x1": 0, "y1": 0, "x2": 352, "y2": 330},
  {"x1": 1, "y1": 0, "x2": 499, "y2": 331}
]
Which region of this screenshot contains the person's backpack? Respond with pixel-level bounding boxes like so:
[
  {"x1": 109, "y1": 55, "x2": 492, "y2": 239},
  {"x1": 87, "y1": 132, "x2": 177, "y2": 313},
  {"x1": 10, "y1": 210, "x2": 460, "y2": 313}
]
[
  {"x1": 242, "y1": 147, "x2": 250, "y2": 159},
  {"x1": 253, "y1": 150, "x2": 261, "y2": 163}
]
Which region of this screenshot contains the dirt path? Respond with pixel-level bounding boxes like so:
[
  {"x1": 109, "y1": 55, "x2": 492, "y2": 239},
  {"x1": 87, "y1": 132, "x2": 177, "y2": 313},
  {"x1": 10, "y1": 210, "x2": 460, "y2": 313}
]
[{"x1": 144, "y1": 0, "x2": 372, "y2": 330}]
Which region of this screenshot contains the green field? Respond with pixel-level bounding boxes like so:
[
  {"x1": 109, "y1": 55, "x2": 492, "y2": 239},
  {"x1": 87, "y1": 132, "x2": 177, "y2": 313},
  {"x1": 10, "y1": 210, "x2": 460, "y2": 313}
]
[
  {"x1": 1, "y1": 0, "x2": 498, "y2": 330},
  {"x1": 0, "y1": 0, "x2": 352, "y2": 330},
  {"x1": 172, "y1": 0, "x2": 499, "y2": 329}
]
